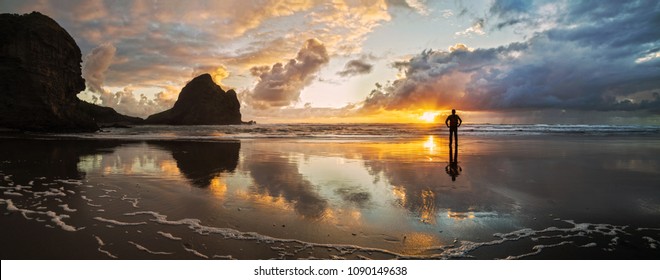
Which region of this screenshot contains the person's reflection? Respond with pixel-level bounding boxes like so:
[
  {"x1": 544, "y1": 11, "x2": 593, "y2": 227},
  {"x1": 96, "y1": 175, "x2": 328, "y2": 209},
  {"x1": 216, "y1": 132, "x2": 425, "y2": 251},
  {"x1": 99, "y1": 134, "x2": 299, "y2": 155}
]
[{"x1": 445, "y1": 143, "x2": 462, "y2": 181}]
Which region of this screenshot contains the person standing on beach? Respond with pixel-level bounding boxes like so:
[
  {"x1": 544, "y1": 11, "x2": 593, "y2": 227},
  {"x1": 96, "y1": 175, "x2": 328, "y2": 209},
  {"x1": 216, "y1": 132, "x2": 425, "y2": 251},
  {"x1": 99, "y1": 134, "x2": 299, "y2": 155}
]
[{"x1": 445, "y1": 109, "x2": 462, "y2": 148}]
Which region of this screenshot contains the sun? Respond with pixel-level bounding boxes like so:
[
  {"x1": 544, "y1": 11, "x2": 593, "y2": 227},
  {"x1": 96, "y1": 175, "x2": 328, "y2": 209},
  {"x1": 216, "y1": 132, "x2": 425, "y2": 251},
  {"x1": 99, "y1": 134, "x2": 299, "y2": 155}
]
[{"x1": 419, "y1": 111, "x2": 440, "y2": 123}]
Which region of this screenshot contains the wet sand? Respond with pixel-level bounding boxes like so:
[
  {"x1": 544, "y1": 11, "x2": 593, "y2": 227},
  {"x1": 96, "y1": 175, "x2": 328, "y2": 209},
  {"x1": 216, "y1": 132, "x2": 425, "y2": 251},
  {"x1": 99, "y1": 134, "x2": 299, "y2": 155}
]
[{"x1": 1, "y1": 134, "x2": 659, "y2": 259}]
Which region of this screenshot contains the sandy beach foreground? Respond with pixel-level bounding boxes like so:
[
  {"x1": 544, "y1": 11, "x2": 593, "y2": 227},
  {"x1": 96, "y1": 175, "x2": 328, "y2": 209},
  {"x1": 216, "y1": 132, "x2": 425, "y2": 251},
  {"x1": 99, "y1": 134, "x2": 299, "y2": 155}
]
[{"x1": 1, "y1": 133, "x2": 659, "y2": 259}]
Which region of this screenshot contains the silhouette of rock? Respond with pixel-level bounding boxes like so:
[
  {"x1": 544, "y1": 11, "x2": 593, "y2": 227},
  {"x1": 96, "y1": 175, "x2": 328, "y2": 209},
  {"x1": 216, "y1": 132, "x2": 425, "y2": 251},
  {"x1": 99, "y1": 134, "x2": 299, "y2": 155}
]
[
  {"x1": 78, "y1": 101, "x2": 143, "y2": 126},
  {"x1": 146, "y1": 74, "x2": 243, "y2": 125},
  {"x1": 0, "y1": 12, "x2": 99, "y2": 132}
]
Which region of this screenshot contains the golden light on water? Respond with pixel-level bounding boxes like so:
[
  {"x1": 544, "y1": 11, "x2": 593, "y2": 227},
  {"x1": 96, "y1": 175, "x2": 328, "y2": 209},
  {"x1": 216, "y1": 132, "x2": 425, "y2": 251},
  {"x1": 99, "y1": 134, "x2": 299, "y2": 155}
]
[
  {"x1": 392, "y1": 186, "x2": 407, "y2": 206},
  {"x1": 419, "y1": 189, "x2": 437, "y2": 225},
  {"x1": 209, "y1": 176, "x2": 227, "y2": 198},
  {"x1": 159, "y1": 160, "x2": 181, "y2": 176},
  {"x1": 234, "y1": 190, "x2": 295, "y2": 212},
  {"x1": 447, "y1": 210, "x2": 476, "y2": 220},
  {"x1": 423, "y1": 135, "x2": 437, "y2": 157},
  {"x1": 401, "y1": 232, "x2": 439, "y2": 255}
]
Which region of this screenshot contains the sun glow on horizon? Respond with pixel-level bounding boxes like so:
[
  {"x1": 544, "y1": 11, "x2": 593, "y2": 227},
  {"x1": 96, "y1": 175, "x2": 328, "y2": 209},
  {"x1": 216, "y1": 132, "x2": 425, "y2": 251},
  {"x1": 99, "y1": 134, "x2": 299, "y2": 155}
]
[{"x1": 419, "y1": 111, "x2": 440, "y2": 123}]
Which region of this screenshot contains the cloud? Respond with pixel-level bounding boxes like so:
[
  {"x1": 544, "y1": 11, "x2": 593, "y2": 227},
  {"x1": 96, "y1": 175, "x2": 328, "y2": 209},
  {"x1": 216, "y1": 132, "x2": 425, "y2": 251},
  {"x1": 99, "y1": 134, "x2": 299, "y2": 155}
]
[
  {"x1": 308, "y1": 0, "x2": 391, "y2": 55},
  {"x1": 3, "y1": 0, "x2": 393, "y2": 117},
  {"x1": 337, "y1": 59, "x2": 374, "y2": 77},
  {"x1": 455, "y1": 18, "x2": 485, "y2": 36},
  {"x1": 386, "y1": 0, "x2": 430, "y2": 15},
  {"x1": 81, "y1": 42, "x2": 116, "y2": 94},
  {"x1": 362, "y1": 1, "x2": 660, "y2": 114},
  {"x1": 488, "y1": 0, "x2": 563, "y2": 31},
  {"x1": 489, "y1": 0, "x2": 534, "y2": 16},
  {"x1": 245, "y1": 38, "x2": 330, "y2": 109},
  {"x1": 80, "y1": 43, "x2": 176, "y2": 117},
  {"x1": 239, "y1": 103, "x2": 361, "y2": 123},
  {"x1": 192, "y1": 65, "x2": 231, "y2": 87},
  {"x1": 95, "y1": 87, "x2": 174, "y2": 118}
]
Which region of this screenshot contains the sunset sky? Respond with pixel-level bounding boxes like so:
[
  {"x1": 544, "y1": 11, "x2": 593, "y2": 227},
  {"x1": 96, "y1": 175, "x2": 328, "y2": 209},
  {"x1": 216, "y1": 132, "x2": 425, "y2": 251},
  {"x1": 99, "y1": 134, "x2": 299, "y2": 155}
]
[{"x1": 2, "y1": 0, "x2": 659, "y2": 124}]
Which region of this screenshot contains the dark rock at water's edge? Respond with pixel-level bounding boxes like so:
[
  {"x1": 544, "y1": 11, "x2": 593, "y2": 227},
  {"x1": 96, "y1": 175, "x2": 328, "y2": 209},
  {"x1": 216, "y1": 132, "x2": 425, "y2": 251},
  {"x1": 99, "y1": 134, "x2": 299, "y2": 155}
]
[
  {"x1": 0, "y1": 12, "x2": 100, "y2": 132},
  {"x1": 78, "y1": 101, "x2": 144, "y2": 127},
  {"x1": 146, "y1": 74, "x2": 244, "y2": 125}
]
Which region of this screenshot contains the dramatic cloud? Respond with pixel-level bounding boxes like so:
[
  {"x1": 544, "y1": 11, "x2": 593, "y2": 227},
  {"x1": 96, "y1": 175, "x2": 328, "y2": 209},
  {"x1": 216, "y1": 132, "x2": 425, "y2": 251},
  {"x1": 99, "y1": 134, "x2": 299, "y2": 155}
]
[
  {"x1": 80, "y1": 43, "x2": 176, "y2": 117},
  {"x1": 337, "y1": 59, "x2": 374, "y2": 77},
  {"x1": 246, "y1": 38, "x2": 330, "y2": 109},
  {"x1": 3, "y1": 0, "x2": 397, "y2": 120},
  {"x1": 362, "y1": 1, "x2": 660, "y2": 114},
  {"x1": 4, "y1": 0, "x2": 659, "y2": 122},
  {"x1": 81, "y1": 42, "x2": 116, "y2": 93}
]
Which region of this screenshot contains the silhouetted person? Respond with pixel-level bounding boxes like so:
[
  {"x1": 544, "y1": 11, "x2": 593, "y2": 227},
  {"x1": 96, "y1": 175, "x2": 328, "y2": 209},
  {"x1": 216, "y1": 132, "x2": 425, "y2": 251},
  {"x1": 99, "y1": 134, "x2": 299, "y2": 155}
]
[
  {"x1": 446, "y1": 143, "x2": 461, "y2": 181},
  {"x1": 445, "y1": 109, "x2": 462, "y2": 149}
]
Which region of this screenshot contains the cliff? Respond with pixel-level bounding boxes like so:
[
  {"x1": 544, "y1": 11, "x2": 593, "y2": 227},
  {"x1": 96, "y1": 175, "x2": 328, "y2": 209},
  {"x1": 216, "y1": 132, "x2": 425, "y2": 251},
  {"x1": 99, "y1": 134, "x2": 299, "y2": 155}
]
[
  {"x1": 146, "y1": 74, "x2": 243, "y2": 125},
  {"x1": 0, "y1": 12, "x2": 99, "y2": 132}
]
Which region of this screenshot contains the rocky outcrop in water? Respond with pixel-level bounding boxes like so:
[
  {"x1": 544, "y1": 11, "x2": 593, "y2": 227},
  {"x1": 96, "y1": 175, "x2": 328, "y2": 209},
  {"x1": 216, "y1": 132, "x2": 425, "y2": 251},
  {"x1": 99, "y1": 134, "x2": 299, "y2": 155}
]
[
  {"x1": 146, "y1": 74, "x2": 243, "y2": 125},
  {"x1": 0, "y1": 12, "x2": 99, "y2": 132}
]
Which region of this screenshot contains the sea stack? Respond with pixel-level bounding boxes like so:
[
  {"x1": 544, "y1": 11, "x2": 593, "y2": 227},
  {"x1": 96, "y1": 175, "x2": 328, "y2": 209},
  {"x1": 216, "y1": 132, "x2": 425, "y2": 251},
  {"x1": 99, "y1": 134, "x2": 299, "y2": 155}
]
[
  {"x1": 146, "y1": 74, "x2": 243, "y2": 125},
  {"x1": 0, "y1": 12, "x2": 98, "y2": 132}
]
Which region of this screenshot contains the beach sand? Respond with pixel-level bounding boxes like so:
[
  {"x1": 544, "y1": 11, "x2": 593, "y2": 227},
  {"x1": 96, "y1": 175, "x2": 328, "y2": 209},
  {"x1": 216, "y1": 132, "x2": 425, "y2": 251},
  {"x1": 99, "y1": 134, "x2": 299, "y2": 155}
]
[{"x1": 1, "y1": 134, "x2": 659, "y2": 259}]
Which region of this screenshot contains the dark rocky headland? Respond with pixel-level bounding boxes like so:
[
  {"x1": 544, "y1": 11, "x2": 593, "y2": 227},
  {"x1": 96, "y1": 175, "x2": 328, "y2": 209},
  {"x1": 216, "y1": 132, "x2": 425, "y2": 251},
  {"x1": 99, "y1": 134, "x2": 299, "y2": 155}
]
[
  {"x1": 146, "y1": 74, "x2": 244, "y2": 125},
  {"x1": 1, "y1": 12, "x2": 248, "y2": 132},
  {"x1": 0, "y1": 12, "x2": 142, "y2": 132}
]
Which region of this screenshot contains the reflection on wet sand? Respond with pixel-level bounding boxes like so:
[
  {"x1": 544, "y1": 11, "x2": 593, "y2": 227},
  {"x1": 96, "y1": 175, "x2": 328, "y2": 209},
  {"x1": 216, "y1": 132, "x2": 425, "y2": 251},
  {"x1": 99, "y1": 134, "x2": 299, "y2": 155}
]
[
  {"x1": 3, "y1": 135, "x2": 660, "y2": 259},
  {"x1": 70, "y1": 137, "x2": 515, "y2": 233},
  {"x1": 150, "y1": 141, "x2": 240, "y2": 188},
  {"x1": 246, "y1": 153, "x2": 328, "y2": 219}
]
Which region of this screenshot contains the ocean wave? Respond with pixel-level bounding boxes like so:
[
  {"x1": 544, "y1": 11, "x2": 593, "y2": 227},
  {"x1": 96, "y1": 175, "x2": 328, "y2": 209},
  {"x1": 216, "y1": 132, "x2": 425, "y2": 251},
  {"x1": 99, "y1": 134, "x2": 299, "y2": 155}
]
[{"x1": 23, "y1": 124, "x2": 660, "y2": 141}]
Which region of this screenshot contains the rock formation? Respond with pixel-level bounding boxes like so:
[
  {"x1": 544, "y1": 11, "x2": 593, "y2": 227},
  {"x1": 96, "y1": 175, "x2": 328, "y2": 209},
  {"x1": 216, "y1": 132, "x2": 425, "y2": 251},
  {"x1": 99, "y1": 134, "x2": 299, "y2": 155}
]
[
  {"x1": 0, "y1": 12, "x2": 143, "y2": 132},
  {"x1": 78, "y1": 101, "x2": 144, "y2": 126},
  {"x1": 0, "y1": 12, "x2": 99, "y2": 132},
  {"x1": 146, "y1": 74, "x2": 243, "y2": 125}
]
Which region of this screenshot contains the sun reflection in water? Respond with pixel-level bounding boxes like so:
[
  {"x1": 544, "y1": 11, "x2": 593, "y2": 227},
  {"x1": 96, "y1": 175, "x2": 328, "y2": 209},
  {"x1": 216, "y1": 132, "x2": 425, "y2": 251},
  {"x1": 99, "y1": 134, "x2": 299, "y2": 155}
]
[
  {"x1": 422, "y1": 135, "x2": 441, "y2": 161},
  {"x1": 423, "y1": 136, "x2": 436, "y2": 152}
]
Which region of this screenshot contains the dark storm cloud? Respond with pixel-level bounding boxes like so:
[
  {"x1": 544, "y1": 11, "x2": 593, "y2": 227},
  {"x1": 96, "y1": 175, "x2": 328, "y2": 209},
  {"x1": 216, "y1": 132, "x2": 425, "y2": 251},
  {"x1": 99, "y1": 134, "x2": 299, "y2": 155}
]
[
  {"x1": 362, "y1": 0, "x2": 660, "y2": 113},
  {"x1": 337, "y1": 59, "x2": 373, "y2": 77}
]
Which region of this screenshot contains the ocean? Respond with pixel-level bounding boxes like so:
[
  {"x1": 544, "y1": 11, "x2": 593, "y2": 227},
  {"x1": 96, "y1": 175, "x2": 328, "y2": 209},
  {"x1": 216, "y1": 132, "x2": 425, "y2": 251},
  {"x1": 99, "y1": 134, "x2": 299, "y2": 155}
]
[{"x1": 49, "y1": 123, "x2": 660, "y2": 140}]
